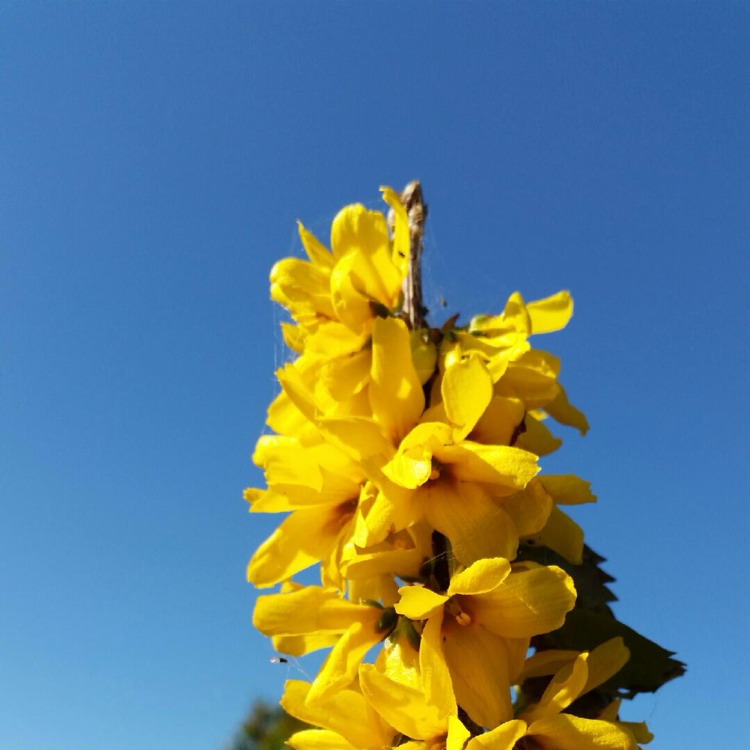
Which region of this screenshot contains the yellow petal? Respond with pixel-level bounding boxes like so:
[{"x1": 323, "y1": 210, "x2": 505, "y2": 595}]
[
  {"x1": 281, "y1": 321, "x2": 306, "y2": 353},
  {"x1": 380, "y1": 186, "x2": 410, "y2": 274},
  {"x1": 498, "y1": 351, "x2": 561, "y2": 408},
  {"x1": 298, "y1": 222, "x2": 335, "y2": 269},
  {"x1": 500, "y1": 479, "x2": 554, "y2": 538},
  {"x1": 376, "y1": 632, "x2": 421, "y2": 689},
  {"x1": 359, "y1": 663, "x2": 446, "y2": 740},
  {"x1": 584, "y1": 638, "x2": 630, "y2": 694},
  {"x1": 469, "y1": 291, "x2": 530, "y2": 337},
  {"x1": 524, "y1": 654, "x2": 588, "y2": 721},
  {"x1": 352, "y1": 487, "x2": 394, "y2": 547},
  {"x1": 423, "y1": 480, "x2": 520, "y2": 564},
  {"x1": 320, "y1": 349, "x2": 372, "y2": 402},
  {"x1": 287, "y1": 729, "x2": 358, "y2": 750},
  {"x1": 247, "y1": 506, "x2": 342, "y2": 587},
  {"x1": 272, "y1": 633, "x2": 340, "y2": 657},
  {"x1": 318, "y1": 416, "x2": 394, "y2": 463},
  {"x1": 465, "y1": 720, "x2": 527, "y2": 750},
  {"x1": 282, "y1": 679, "x2": 393, "y2": 750},
  {"x1": 449, "y1": 329, "x2": 520, "y2": 383},
  {"x1": 383, "y1": 422, "x2": 452, "y2": 489},
  {"x1": 515, "y1": 413, "x2": 562, "y2": 456},
  {"x1": 266, "y1": 387, "x2": 312, "y2": 437},
  {"x1": 420, "y1": 609, "x2": 456, "y2": 720},
  {"x1": 470, "y1": 396, "x2": 525, "y2": 446},
  {"x1": 441, "y1": 356, "x2": 493, "y2": 440},
  {"x1": 525, "y1": 505, "x2": 584, "y2": 565},
  {"x1": 270, "y1": 258, "x2": 335, "y2": 323},
  {"x1": 502, "y1": 291, "x2": 531, "y2": 334},
  {"x1": 519, "y1": 649, "x2": 578, "y2": 681},
  {"x1": 349, "y1": 573, "x2": 400, "y2": 609},
  {"x1": 526, "y1": 290, "x2": 573, "y2": 334},
  {"x1": 448, "y1": 558, "x2": 511, "y2": 596},
  {"x1": 307, "y1": 616, "x2": 385, "y2": 705},
  {"x1": 305, "y1": 320, "x2": 368, "y2": 357},
  {"x1": 330, "y1": 252, "x2": 378, "y2": 334},
  {"x1": 370, "y1": 317, "x2": 425, "y2": 442},
  {"x1": 544, "y1": 384, "x2": 589, "y2": 435},
  {"x1": 276, "y1": 363, "x2": 319, "y2": 425},
  {"x1": 441, "y1": 442, "x2": 539, "y2": 491},
  {"x1": 253, "y1": 586, "x2": 375, "y2": 638},
  {"x1": 441, "y1": 619, "x2": 515, "y2": 728},
  {"x1": 528, "y1": 715, "x2": 637, "y2": 750},
  {"x1": 411, "y1": 329, "x2": 438, "y2": 385},
  {"x1": 244, "y1": 487, "x2": 290, "y2": 513},
  {"x1": 330, "y1": 204, "x2": 403, "y2": 310},
  {"x1": 538, "y1": 475, "x2": 596, "y2": 505},
  {"x1": 474, "y1": 565, "x2": 576, "y2": 638},
  {"x1": 395, "y1": 586, "x2": 449, "y2": 620},
  {"x1": 446, "y1": 715, "x2": 472, "y2": 750},
  {"x1": 254, "y1": 434, "x2": 323, "y2": 488},
  {"x1": 342, "y1": 545, "x2": 423, "y2": 583},
  {"x1": 331, "y1": 204, "x2": 388, "y2": 265}
]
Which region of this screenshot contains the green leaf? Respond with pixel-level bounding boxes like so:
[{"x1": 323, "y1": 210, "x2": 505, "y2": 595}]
[{"x1": 522, "y1": 543, "x2": 686, "y2": 698}]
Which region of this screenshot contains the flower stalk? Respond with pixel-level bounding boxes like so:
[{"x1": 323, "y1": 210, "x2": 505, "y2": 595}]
[{"x1": 391, "y1": 180, "x2": 428, "y2": 330}]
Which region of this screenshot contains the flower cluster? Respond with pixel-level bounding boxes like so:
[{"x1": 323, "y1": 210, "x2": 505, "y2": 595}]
[{"x1": 247, "y1": 186, "x2": 672, "y2": 749}]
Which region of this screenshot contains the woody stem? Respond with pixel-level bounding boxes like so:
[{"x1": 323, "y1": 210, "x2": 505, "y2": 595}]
[{"x1": 398, "y1": 180, "x2": 428, "y2": 329}]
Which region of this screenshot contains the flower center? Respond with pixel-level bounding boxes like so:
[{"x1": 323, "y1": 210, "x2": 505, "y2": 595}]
[
  {"x1": 428, "y1": 458, "x2": 445, "y2": 482},
  {"x1": 445, "y1": 596, "x2": 472, "y2": 626}
]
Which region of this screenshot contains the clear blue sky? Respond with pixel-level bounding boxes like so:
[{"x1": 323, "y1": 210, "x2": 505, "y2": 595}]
[{"x1": 2, "y1": 3, "x2": 748, "y2": 749}]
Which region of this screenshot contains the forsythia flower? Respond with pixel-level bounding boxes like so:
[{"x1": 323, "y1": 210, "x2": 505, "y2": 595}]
[
  {"x1": 395, "y1": 557, "x2": 576, "y2": 728},
  {"x1": 246, "y1": 185, "x2": 674, "y2": 749}
]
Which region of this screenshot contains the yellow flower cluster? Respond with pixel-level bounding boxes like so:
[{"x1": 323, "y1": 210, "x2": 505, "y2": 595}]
[{"x1": 247, "y1": 188, "x2": 653, "y2": 749}]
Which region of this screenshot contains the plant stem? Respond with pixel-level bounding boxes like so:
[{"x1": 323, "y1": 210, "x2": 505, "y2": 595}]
[{"x1": 397, "y1": 180, "x2": 428, "y2": 329}]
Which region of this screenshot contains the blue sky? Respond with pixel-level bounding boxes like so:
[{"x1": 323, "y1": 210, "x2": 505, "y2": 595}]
[{"x1": 1, "y1": 3, "x2": 748, "y2": 749}]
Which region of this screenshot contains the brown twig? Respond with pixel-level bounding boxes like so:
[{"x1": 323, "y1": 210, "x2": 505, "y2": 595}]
[{"x1": 391, "y1": 180, "x2": 428, "y2": 329}]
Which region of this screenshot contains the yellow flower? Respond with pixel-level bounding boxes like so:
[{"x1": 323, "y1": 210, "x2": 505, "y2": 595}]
[
  {"x1": 284, "y1": 624, "x2": 473, "y2": 750},
  {"x1": 485, "y1": 637, "x2": 649, "y2": 750},
  {"x1": 266, "y1": 312, "x2": 429, "y2": 443},
  {"x1": 380, "y1": 356, "x2": 542, "y2": 565},
  {"x1": 264, "y1": 187, "x2": 420, "y2": 438},
  {"x1": 246, "y1": 436, "x2": 366, "y2": 588},
  {"x1": 456, "y1": 290, "x2": 589, "y2": 438},
  {"x1": 358, "y1": 614, "x2": 459, "y2": 745},
  {"x1": 253, "y1": 584, "x2": 389, "y2": 705},
  {"x1": 463, "y1": 715, "x2": 636, "y2": 750},
  {"x1": 247, "y1": 313, "x2": 432, "y2": 590},
  {"x1": 516, "y1": 474, "x2": 596, "y2": 565},
  {"x1": 282, "y1": 678, "x2": 396, "y2": 750},
  {"x1": 395, "y1": 557, "x2": 576, "y2": 729},
  {"x1": 271, "y1": 188, "x2": 409, "y2": 351},
  {"x1": 339, "y1": 522, "x2": 433, "y2": 605}
]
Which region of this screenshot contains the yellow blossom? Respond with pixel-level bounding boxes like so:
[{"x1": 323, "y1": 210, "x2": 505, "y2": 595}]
[
  {"x1": 253, "y1": 585, "x2": 390, "y2": 705},
  {"x1": 379, "y1": 356, "x2": 542, "y2": 564},
  {"x1": 246, "y1": 436, "x2": 366, "y2": 588},
  {"x1": 282, "y1": 679, "x2": 396, "y2": 750},
  {"x1": 395, "y1": 557, "x2": 576, "y2": 728},
  {"x1": 494, "y1": 637, "x2": 649, "y2": 750}
]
